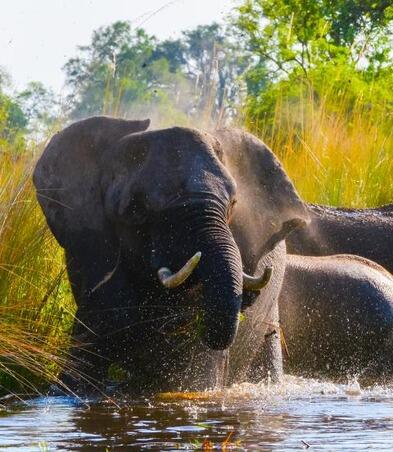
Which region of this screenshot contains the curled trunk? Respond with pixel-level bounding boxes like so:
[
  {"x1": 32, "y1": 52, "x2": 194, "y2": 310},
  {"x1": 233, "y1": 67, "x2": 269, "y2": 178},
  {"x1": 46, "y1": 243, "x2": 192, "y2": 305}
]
[{"x1": 154, "y1": 202, "x2": 243, "y2": 350}]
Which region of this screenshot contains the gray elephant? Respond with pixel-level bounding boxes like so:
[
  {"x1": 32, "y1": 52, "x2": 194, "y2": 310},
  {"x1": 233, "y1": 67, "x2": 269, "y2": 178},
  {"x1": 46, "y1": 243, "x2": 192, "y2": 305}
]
[
  {"x1": 279, "y1": 253, "x2": 393, "y2": 380},
  {"x1": 33, "y1": 116, "x2": 308, "y2": 393},
  {"x1": 287, "y1": 203, "x2": 393, "y2": 273}
]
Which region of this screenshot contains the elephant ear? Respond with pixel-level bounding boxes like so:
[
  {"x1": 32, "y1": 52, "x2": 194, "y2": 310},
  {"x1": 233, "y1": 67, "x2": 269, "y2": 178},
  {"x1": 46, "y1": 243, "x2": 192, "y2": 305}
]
[
  {"x1": 213, "y1": 128, "x2": 309, "y2": 269},
  {"x1": 33, "y1": 116, "x2": 150, "y2": 248}
]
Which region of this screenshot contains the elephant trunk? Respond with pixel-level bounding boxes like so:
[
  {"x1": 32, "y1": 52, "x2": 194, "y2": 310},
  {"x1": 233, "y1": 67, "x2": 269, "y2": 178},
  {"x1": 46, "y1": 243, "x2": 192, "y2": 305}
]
[
  {"x1": 178, "y1": 202, "x2": 243, "y2": 350},
  {"x1": 197, "y1": 231, "x2": 243, "y2": 350}
]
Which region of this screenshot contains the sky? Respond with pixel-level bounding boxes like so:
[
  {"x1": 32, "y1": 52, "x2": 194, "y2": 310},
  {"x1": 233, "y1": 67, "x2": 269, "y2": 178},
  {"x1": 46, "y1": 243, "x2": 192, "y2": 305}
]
[{"x1": 0, "y1": 0, "x2": 235, "y2": 94}]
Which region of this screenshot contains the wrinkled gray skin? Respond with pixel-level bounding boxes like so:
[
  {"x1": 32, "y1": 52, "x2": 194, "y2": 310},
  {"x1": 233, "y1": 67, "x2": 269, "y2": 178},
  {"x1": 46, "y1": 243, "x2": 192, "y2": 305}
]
[
  {"x1": 280, "y1": 254, "x2": 393, "y2": 380},
  {"x1": 287, "y1": 204, "x2": 393, "y2": 273},
  {"x1": 33, "y1": 117, "x2": 308, "y2": 393}
]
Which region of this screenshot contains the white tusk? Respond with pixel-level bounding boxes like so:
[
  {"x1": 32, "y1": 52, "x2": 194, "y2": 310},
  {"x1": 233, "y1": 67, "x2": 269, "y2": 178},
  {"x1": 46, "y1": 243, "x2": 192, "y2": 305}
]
[
  {"x1": 158, "y1": 252, "x2": 202, "y2": 289},
  {"x1": 243, "y1": 267, "x2": 273, "y2": 291}
]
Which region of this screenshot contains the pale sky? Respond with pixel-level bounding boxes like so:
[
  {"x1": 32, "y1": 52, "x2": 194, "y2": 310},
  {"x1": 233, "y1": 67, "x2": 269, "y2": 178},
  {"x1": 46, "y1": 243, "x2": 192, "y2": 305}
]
[{"x1": 0, "y1": 0, "x2": 236, "y2": 94}]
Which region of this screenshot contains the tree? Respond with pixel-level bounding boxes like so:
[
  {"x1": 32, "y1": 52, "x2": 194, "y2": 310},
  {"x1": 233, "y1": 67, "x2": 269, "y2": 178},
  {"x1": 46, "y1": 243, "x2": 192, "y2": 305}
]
[
  {"x1": 63, "y1": 21, "x2": 249, "y2": 125},
  {"x1": 234, "y1": 0, "x2": 393, "y2": 130},
  {"x1": 0, "y1": 69, "x2": 27, "y2": 149},
  {"x1": 17, "y1": 82, "x2": 60, "y2": 138},
  {"x1": 235, "y1": 0, "x2": 393, "y2": 79},
  {"x1": 63, "y1": 21, "x2": 191, "y2": 122},
  {"x1": 181, "y1": 23, "x2": 249, "y2": 121},
  {"x1": 151, "y1": 39, "x2": 187, "y2": 73}
]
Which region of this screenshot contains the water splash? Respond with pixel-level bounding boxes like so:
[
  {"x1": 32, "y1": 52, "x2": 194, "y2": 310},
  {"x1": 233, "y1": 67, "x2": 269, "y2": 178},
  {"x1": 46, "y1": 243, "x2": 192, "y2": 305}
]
[{"x1": 157, "y1": 374, "x2": 393, "y2": 409}]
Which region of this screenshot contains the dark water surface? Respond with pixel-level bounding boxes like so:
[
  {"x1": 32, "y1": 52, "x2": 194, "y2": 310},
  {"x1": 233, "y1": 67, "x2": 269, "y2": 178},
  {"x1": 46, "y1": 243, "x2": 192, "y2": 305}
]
[{"x1": 0, "y1": 376, "x2": 392, "y2": 451}]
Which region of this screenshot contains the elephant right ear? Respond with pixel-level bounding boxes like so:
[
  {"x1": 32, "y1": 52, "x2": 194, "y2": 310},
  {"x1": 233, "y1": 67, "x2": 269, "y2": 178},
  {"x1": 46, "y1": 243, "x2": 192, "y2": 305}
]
[
  {"x1": 33, "y1": 116, "x2": 150, "y2": 248},
  {"x1": 213, "y1": 128, "x2": 310, "y2": 269}
]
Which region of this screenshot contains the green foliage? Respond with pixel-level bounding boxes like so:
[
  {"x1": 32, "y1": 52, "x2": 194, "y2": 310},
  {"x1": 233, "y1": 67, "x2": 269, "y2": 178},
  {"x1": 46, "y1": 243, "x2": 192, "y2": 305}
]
[
  {"x1": 236, "y1": 0, "x2": 393, "y2": 80},
  {"x1": 236, "y1": 0, "x2": 393, "y2": 206},
  {"x1": 182, "y1": 23, "x2": 249, "y2": 119},
  {"x1": 244, "y1": 59, "x2": 393, "y2": 130},
  {"x1": 63, "y1": 21, "x2": 247, "y2": 125},
  {"x1": 63, "y1": 21, "x2": 187, "y2": 120},
  {"x1": 16, "y1": 82, "x2": 60, "y2": 138},
  {"x1": 151, "y1": 38, "x2": 187, "y2": 73},
  {"x1": 0, "y1": 68, "x2": 27, "y2": 152},
  {"x1": 0, "y1": 93, "x2": 26, "y2": 143}
]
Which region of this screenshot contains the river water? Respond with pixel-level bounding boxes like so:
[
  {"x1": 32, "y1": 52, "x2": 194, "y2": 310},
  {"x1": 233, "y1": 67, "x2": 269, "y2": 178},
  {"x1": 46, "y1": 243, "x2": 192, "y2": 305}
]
[{"x1": 0, "y1": 376, "x2": 392, "y2": 451}]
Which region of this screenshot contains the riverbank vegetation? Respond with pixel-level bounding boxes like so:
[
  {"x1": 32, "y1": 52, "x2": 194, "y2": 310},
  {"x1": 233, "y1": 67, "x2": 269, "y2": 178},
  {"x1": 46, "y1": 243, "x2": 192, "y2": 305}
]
[{"x1": 0, "y1": 0, "x2": 392, "y2": 392}]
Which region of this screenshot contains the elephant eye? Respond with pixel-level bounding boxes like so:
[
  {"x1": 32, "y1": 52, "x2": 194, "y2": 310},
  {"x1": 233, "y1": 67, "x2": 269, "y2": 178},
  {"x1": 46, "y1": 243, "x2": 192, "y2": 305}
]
[{"x1": 227, "y1": 199, "x2": 237, "y2": 220}]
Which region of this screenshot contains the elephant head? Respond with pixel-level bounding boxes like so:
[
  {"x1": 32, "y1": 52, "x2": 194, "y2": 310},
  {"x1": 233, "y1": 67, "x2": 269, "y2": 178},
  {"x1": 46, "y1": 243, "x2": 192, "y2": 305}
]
[
  {"x1": 33, "y1": 117, "x2": 308, "y2": 354},
  {"x1": 213, "y1": 128, "x2": 309, "y2": 272}
]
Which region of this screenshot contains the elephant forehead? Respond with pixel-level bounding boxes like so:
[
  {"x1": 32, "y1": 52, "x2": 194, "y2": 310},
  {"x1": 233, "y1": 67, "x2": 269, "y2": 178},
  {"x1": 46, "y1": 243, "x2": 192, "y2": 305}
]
[
  {"x1": 115, "y1": 127, "x2": 236, "y2": 203},
  {"x1": 110, "y1": 126, "x2": 217, "y2": 170},
  {"x1": 184, "y1": 165, "x2": 236, "y2": 200},
  {"x1": 143, "y1": 152, "x2": 236, "y2": 210}
]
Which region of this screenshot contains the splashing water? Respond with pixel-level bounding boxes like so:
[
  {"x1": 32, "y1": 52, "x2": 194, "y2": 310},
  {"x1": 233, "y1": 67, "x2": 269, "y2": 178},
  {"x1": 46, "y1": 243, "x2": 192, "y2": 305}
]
[{"x1": 0, "y1": 375, "x2": 393, "y2": 450}]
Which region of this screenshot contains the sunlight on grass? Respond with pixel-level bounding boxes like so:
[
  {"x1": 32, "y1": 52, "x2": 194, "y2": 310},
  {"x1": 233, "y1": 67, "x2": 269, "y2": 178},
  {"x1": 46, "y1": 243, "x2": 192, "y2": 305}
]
[
  {"x1": 247, "y1": 81, "x2": 393, "y2": 208},
  {"x1": 0, "y1": 73, "x2": 392, "y2": 393},
  {"x1": 0, "y1": 151, "x2": 75, "y2": 394}
]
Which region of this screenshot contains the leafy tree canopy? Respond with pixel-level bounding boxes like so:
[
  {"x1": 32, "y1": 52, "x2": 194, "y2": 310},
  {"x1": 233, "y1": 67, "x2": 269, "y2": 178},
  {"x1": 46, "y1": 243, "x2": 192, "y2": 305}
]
[
  {"x1": 234, "y1": 0, "x2": 393, "y2": 130},
  {"x1": 63, "y1": 21, "x2": 247, "y2": 124},
  {"x1": 236, "y1": 0, "x2": 393, "y2": 79},
  {"x1": 0, "y1": 68, "x2": 27, "y2": 149}
]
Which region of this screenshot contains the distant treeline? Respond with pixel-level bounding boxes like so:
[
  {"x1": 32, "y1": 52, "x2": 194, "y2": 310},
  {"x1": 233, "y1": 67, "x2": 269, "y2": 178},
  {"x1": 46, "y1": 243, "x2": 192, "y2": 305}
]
[{"x1": 1, "y1": 1, "x2": 393, "y2": 153}]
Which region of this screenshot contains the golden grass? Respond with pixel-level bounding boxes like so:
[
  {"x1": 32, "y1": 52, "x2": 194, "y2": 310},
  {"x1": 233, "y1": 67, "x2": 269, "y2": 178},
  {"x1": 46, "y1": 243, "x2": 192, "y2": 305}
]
[
  {"x1": 247, "y1": 84, "x2": 393, "y2": 207},
  {"x1": 0, "y1": 151, "x2": 75, "y2": 394},
  {"x1": 0, "y1": 76, "x2": 391, "y2": 393}
]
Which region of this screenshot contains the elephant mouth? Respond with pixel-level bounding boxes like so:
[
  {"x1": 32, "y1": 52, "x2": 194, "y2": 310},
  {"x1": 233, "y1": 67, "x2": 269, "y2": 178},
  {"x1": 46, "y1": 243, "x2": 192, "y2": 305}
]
[
  {"x1": 149, "y1": 200, "x2": 274, "y2": 350},
  {"x1": 156, "y1": 252, "x2": 273, "y2": 293},
  {"x1": 155, "y1": 251, "x2": 273, "y2": 350}
]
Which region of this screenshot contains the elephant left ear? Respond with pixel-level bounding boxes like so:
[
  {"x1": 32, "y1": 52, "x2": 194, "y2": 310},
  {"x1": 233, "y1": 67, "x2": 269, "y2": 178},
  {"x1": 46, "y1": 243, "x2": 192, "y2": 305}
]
[
  {"x1": 33, "y1": 116, "x2": 150, "y2": 249},
  {"x1": 213, "y1": 128, "x2": 310, "y2": 268}
]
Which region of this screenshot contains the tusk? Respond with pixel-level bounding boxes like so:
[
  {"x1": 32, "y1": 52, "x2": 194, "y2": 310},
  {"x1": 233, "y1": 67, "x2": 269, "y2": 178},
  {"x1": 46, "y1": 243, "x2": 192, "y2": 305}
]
[
  {"x1": 158, "y1": 252, "x2": 202, "y2": 289},
  {"x1": 243, "y1": 267, "x2": 273, "y2": 291}
]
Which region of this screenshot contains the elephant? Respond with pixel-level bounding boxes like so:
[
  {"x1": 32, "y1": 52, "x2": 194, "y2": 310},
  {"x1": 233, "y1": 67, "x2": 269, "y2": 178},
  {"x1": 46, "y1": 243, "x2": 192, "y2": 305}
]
[
  {"x1": 33, "y1": 116, "x2": 309, "y2": 393},
  {"x1": 279, "y1": 253, "x2": 393, "y2": 381},
  {"x1": 287, "y1": 203, "x2": 393, "y2": 273}
]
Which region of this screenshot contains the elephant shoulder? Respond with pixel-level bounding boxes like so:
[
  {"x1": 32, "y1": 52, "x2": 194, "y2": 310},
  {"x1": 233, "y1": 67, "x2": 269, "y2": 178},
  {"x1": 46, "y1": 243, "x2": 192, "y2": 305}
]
[
  {"x1": 214, "y1": 127, "x2": 307, "y2": 211},
  {"x1": 214, "y1": 127, "x2": 272, "y2": 171}
]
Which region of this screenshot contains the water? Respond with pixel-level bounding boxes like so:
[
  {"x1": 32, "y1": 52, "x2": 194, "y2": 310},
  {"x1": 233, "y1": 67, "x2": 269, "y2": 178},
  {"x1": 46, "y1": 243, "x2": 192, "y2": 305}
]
[{"x1": 0, "y1": 376, "x2": 393, "y2": 451}]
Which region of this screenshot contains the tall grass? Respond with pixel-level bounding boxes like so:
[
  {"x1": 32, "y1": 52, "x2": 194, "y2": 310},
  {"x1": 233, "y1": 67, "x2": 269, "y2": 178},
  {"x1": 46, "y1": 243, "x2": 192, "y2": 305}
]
[
  {"x1": 0, "y1": 150, "x2": 75, "y2": 394},
  {"x1": 247, "y1": 82, "x2": 393, "y2": 208},
  {"x1": 0, "y1": 72, "x2": 392, "y2": 393}
]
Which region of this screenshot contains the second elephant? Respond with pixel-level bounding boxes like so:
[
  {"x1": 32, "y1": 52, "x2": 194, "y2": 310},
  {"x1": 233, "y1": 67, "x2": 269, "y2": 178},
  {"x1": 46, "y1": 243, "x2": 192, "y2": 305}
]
[
  {"x1": 279, "y1": 253, "x2": 393, "y2": 380},
  {"x1": 287, "y1": 203, "x2": 393, "y2": 273}
]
